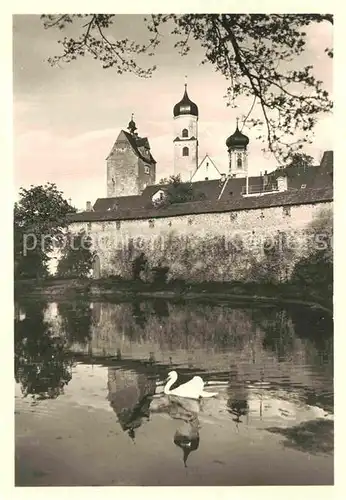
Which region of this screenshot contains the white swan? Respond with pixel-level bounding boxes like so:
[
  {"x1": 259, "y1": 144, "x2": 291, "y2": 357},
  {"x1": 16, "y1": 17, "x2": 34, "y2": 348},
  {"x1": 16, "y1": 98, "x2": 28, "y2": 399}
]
[{"x1": 164, "y1": 371, "x2": 218, "y2": 399}]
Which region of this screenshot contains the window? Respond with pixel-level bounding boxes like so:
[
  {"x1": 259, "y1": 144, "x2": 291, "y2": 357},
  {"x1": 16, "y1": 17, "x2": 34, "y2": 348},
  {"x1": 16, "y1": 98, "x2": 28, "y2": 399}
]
[
  {"x1": 159, "y1": 191, "x2": 164, "y2": 200},
  {"x1": 301, "y1": 184, "x2": 306, "y2": 189},
  {"x1": 230, "y1": 212, "x2": 237, "y2": 221},
  {"x1": 116, "y1": 220, "x2": 121, "y2": 230},
  {"x1": 111, "y1": 177, "x2": 115, "y2": 186},
  {"x1": 182, "y1": 146, "x2": 189, "y2": 157},
  {"x1": 283, "y1": 206, "x2": 291, "y2": 217},
  {"x1": 182, "y1": 128, "x2": 188, "y2": 138},
  {"x1": 144, "y1": 166, "x2": 150, "y2": 175},
  {"x1": 149, "y1": 219, "x2": 155, "y2": 228},
  {"x1": 188, "y1": 218, "x2": 193, "y2": 226},
  {"x1": 237, "y1": 155, "x2": 242, "y2": 169},
  {"x1": 87, "y1": 222, "x2": 92, "y2": 231}
]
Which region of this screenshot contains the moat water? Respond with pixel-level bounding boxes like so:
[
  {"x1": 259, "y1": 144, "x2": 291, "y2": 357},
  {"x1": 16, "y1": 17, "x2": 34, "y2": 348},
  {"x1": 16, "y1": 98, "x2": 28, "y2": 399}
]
[{"x1": 14, "y1": 297, "x2": 333, "y2": 486}]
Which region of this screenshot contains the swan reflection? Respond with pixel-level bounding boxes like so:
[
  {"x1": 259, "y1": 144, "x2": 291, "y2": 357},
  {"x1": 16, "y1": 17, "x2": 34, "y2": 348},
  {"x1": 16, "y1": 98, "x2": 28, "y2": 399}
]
[
  {"x1": 169, "y1": 396, "x2": 201, "y2": 467},
  {"x1": 150, "y1": 395, "x2": 201, "y2": 467}
]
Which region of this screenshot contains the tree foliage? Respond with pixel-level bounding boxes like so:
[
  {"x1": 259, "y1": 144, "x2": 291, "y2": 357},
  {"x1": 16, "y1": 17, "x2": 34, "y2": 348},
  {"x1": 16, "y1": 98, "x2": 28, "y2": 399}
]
[
  {"x1": 286, "y1": 152, "x2": 316, "y2": 168},
  {"x1": 14, "y1": 183, "x2": 76, "y2": 279},
  {"x1": 291, "y1": 208, "x2": 333, "y2": 297},
  {"x1": 56, "y1": 230, "x2": 95, "y2": 278},
  {"x1": 41, "y1": 14, "x2": 333, "y2": 160},
  {"x1": 158, "y1": 174, "x2": 206, "y2": 206}
]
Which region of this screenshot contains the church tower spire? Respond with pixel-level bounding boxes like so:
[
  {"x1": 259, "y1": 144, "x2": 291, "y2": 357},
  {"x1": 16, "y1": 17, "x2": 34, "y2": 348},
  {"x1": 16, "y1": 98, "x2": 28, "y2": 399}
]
[
  {"x1": 127, "y1": 113, "x2": 137, "y2": 135},
  {"x1": 173, "y1": 82, "x2": 199, "y2": 182},
  {"x1": 226, "y1": 119, "x2": 249, "y2": 178}
]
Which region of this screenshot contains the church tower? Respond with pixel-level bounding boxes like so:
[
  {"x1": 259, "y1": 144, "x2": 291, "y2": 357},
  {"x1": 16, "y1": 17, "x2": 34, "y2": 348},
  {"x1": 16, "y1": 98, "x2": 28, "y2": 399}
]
[
  {"x1": 226, "y1": 119, "x2": 249, "y2": 178},
  {"x1": 173, "y1": 84, "x2": 199, "y2": 182}
]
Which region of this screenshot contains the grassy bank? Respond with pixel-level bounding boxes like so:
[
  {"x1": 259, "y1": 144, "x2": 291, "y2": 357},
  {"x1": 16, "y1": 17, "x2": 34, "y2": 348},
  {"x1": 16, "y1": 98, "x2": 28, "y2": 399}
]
[{"x1": 14, "y1": 276, "x2": 333, "y2": 313}]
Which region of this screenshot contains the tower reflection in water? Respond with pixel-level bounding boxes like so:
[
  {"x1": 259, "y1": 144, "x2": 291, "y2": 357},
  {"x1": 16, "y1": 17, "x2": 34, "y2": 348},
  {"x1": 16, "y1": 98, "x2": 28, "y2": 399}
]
[
  {"x1": 107, "y1": 366, "x2": 201, "y2": 466},
  {"x1": 107, "y1": 367, "x2": 157, "y2": 441}
]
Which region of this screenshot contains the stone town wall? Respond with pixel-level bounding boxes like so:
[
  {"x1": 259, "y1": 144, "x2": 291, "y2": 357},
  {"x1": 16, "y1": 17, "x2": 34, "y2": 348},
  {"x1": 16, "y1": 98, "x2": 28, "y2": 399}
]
[
  {"x1": 69, "y1": 201, "x2": 332, "y2": 283},
  {"x1": 107, "y1": 147, "x2": 138, "y2": 197}
]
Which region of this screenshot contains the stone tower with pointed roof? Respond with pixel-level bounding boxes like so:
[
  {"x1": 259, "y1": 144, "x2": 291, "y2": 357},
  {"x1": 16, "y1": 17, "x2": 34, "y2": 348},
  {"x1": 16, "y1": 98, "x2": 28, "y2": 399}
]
[
  {"x1": 106, "y1": 116, "x2": 156, "y2": 197},
  {"x1": 173, "y1": 84, "x2": 199, "y2": 182}
]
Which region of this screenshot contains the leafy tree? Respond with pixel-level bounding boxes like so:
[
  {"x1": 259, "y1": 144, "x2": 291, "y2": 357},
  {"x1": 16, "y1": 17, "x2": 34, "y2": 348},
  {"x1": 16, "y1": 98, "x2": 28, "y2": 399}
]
[
  {"x1": 56, "y1": 230, "x2": 95, "y2": 278},
  {"x1": 158, "y1": 174, "x2": 205, "y2": 206},
  {"x1": 41, "y1": 14, "x2": 333, "y2": 160},
  {"x1": 14, "y1": 183, "x2": 76, "y2": 279},
  {"x1": 291, "y1": 208, "x2": 333, "y2": 299},
  {"x1": 286, "y1": 152, "x2": 316, "y2": 169},
  {"x1": 14, "y1": 300, "x2": 73, "y2": 400}
]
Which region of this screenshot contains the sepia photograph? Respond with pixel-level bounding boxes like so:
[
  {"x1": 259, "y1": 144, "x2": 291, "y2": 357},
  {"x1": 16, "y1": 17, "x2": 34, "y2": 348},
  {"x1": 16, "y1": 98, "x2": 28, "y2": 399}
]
[{"x1": 13, "y1": 12, "x2": 333, "y2": 487}]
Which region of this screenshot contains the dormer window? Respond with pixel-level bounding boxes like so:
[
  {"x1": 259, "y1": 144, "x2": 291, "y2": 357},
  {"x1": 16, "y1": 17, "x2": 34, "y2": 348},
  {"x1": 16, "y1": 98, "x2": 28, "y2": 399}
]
[
  {"x1": 144, "y1": 166, "x2": 150, "y2": 174},
  {"x1": 301, "y1": 184, "x2": 306, "y2": 189},
  {"x1": 182, "y1": 128, "x2": 188, "y2": 138}
]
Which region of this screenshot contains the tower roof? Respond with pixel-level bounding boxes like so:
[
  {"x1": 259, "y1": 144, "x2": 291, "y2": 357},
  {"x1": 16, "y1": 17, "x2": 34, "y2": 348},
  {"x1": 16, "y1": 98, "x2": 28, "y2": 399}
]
[
  {"x1": 128, "y1": 113, "x2": 137, "y2": 134},
  {"x1": 173, "y1": 84, "x2": 199, "y2": 118},
  {"x1": 226, "y1": 121, "x2": 249, "y2": 149}
]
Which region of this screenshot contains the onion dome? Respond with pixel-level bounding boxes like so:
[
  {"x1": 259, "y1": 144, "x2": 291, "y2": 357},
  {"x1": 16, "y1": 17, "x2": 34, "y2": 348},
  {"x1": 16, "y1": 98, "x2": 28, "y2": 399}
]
[
  {"x1": 173, "y1": 84, "x2": 199, "y2": 117},
  {"x1": 128, "y1": 113, "x2": 137, "y2": 134},
  {"x1": 226, "y1": 121, "x2": 249, "y2": 149}
]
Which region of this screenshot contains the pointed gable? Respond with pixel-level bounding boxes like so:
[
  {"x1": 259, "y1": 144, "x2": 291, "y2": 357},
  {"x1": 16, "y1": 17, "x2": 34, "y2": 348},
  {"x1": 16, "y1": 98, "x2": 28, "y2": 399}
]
[
  {"x1": 106, "y1": 130, "x2": 133, "y2": 160},
  {"x1": 107, "y1": 129, "x2": 156, "y2": 164},
  {"x1": 191, "y1": 154, "x2": 222, "y2": 182}
]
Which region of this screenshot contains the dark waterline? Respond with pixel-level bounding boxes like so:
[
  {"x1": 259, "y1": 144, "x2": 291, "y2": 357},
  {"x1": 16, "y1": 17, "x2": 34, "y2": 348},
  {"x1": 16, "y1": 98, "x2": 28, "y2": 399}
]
[{"x1": 14, "y1": 298, "x2": 333, "y2": 486}]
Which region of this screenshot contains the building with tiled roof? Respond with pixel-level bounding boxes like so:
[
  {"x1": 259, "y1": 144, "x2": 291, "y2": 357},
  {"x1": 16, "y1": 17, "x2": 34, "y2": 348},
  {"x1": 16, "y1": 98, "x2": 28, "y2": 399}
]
[{"x1": 86, "y1": 150, "x2": 333, "y2": 217}]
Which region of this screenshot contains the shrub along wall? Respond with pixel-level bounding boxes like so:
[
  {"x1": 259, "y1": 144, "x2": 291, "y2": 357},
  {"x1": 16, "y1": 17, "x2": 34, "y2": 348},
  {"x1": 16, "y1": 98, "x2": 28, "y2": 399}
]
[{"x1": 67, "y1": 201, "x2": 332, "y2": 286}]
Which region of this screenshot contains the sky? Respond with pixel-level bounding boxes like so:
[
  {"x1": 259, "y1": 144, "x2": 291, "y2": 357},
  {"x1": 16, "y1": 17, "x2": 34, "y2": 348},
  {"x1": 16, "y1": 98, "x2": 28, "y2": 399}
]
[{"x1": 13, "y1": 14, "x2": 333, "y2": 210}]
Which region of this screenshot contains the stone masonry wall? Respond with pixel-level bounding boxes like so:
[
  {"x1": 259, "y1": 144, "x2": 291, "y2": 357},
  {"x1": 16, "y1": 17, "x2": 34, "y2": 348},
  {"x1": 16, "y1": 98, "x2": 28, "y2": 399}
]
[
  {"x1": 69, "y1": 201, "x2": 332, "y2": 283},
  {"x1": 137, "y1": 157, "x2": 156, "y2": 193},
  {"x1": 107, "y1": 146, "x2": 138, "y2": 197}
]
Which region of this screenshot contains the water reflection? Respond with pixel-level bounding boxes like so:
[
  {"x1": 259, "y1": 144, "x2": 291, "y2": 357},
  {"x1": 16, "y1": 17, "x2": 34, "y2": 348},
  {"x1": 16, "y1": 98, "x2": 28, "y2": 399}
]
[
  {"x1": 227, "y1": 365, "x2": 250, "y2": 424},
  {"x1": 14, "y1": 298, "x2": 333, "y2": 429},
  {"x1": 58, "y1": 300, "x2": 93, "y2": 346},
  {"x1": 105, "y1": 362, "x2": 203, "y2": 465},
  {"x1": 14, "y1": 300, "x2": 73, "y2": 400},
  {"x1": 107, "y1": 367, "x2": 157, "y2": 441},
  {"x1": 266, "y1": 419, "x2": 334, "y2": 454},
  {"x1": 170, "y1": 397, "x2": 200, "y2": 467}
]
